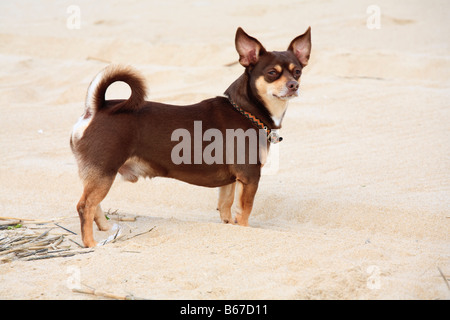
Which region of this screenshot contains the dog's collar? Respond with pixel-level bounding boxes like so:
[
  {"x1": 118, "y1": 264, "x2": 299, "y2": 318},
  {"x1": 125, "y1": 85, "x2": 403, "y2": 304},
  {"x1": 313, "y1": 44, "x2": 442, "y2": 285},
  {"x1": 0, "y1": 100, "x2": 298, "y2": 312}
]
[{"x1": 225, "y1": 96, "x2": 283, "y2": 144}]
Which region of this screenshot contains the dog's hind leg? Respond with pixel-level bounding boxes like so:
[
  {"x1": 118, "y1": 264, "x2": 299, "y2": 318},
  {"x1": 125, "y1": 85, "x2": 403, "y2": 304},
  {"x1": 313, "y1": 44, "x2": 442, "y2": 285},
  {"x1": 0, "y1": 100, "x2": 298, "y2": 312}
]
[
  {"x1": 217, "y1": 182, "x2": 236, "y2": 224},
  {"x1": 94, "y1": 204, "x2": 110, "y2": 232},
  {"x1": 77, "y1": 174, "x2": 115, "y2": 247}
]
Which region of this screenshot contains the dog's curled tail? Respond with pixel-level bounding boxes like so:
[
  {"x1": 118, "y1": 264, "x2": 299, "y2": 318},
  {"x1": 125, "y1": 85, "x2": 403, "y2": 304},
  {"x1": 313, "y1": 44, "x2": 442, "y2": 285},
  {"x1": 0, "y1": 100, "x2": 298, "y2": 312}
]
[{"x1": 85, "y1": 65, "x2": 147, "y2": 115}]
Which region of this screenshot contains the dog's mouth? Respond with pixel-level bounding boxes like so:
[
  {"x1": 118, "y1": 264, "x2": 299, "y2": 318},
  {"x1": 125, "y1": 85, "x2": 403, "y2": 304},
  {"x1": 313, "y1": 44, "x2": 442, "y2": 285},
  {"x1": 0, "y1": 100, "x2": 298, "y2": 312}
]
[{"x1": 273, "y1": 92, "x2": 298, "y2": 100}]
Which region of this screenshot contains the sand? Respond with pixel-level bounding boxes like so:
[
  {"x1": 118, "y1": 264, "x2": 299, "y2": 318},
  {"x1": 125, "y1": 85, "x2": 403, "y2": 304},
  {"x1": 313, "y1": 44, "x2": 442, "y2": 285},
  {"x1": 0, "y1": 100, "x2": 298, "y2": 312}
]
[{"x1": 0, "y1": 0, "x2": 449, "y2": 299}]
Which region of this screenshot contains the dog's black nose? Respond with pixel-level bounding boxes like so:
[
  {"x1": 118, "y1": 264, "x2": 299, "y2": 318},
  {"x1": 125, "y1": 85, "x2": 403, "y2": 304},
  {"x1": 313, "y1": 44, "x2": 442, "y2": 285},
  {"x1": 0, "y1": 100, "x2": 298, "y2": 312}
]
[{"x1": 287, "y1": 80, "x2": 299, "y2": 92}]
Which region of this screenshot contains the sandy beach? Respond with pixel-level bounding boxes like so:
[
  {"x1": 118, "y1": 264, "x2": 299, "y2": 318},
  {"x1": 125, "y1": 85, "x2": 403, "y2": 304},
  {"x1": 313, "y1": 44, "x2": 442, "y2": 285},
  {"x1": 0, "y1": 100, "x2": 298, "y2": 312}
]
[{"x1": 0, "y1": 0, "x2": 449, "y2": 299}]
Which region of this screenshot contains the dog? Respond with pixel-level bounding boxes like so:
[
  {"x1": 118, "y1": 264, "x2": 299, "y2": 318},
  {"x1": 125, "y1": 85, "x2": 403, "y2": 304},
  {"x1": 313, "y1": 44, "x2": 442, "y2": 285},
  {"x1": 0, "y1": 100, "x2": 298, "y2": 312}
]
[{"x1": 70, "y1": 27, "x2": 311, "y2": 247}]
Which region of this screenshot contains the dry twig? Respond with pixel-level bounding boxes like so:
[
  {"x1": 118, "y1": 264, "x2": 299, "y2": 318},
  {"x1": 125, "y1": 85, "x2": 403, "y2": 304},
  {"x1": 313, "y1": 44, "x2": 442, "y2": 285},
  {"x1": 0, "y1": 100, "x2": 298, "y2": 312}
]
[
  {"x1": 72, "y1": 287, "x2": 148, "y2": 300},
  {"x1": 437, "y1": 267, "x2": 450, "y2": 291}
]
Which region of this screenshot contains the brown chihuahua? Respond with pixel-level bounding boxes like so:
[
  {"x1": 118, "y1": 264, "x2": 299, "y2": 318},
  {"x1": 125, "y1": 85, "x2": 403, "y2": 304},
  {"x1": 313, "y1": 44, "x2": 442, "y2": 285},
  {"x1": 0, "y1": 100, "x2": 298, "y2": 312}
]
[{"x1": 70, "y1": 27, "x2": 311, "y2": 247}]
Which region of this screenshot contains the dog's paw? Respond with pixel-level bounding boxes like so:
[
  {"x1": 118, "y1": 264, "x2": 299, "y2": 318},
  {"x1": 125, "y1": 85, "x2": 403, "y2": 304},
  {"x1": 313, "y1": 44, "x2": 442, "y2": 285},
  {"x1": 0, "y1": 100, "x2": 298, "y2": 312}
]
[
  {"x1": 221, "y1": 218, "x2": 236, "y2": 225},
  {"x1": 234, "y1": 214, "x2": 249, "y2": 226}
]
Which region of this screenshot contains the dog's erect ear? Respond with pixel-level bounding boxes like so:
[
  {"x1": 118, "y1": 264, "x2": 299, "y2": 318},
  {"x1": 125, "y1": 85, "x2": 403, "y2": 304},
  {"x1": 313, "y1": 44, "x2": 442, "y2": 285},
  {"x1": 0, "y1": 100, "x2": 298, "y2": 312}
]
[
  {"x1": 235, "y1": 27, "x2": 267, "y2": 67},
  {"x1": 288, "y1": 27, "x2": 311, "y2": 67}
]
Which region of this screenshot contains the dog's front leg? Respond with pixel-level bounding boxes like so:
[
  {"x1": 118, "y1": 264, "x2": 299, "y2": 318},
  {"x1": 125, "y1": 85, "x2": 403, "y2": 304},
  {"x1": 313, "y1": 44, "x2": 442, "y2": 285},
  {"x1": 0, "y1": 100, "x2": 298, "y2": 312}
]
[
  {"x1": 234, "y1": 178, "x2": 259, "y2": 226},
  {"x1": 217, "y1": 182, "x2": 236, "y2": 224}
]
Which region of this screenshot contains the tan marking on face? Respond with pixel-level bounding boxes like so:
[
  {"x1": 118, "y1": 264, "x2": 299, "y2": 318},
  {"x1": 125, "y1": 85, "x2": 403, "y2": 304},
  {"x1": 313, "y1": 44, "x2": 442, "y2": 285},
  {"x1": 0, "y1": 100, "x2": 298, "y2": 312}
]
[
  {"x1": 274, "y1": 65, "x2": 282, "y2": 73},
  {"x1": 255, "y1": 75, "x2": 290, "y2": 125},
  {"x1": 289, "y1": 63, "x2": 296, "y2": 72}
]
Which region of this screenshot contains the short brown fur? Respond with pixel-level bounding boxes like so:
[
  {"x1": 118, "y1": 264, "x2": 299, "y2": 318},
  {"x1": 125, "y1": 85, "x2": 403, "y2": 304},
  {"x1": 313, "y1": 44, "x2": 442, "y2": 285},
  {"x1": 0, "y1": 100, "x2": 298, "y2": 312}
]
[{"x1": 71, "y1": 27, "x2": 311, "y2": 247}]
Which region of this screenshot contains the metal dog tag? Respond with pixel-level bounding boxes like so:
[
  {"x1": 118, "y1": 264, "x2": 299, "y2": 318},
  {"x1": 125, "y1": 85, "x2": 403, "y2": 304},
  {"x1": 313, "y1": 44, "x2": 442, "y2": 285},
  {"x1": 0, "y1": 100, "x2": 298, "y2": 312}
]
[{"x1": 267, "y1": 130, "x2": 283, "y2": 144}]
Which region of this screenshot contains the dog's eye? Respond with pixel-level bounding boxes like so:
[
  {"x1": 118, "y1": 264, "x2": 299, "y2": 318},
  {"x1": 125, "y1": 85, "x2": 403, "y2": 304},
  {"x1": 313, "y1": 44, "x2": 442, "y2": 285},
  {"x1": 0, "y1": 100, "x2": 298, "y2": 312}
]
[
  {"x1": 267, "y1": 69, "x2": 279, "y2": 76},
  {"x1": 293, "y1": 69, "x2": 302, "y2": 79}
]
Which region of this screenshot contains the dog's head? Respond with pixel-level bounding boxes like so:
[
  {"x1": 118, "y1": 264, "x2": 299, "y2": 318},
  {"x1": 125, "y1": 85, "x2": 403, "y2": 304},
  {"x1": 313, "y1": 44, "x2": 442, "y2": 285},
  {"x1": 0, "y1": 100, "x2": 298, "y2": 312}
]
[{"x1": 234, "y1": 27, "x2": 311, "y2": 124}]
